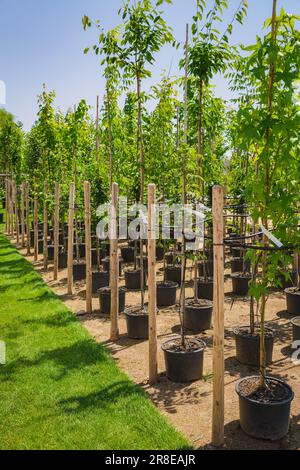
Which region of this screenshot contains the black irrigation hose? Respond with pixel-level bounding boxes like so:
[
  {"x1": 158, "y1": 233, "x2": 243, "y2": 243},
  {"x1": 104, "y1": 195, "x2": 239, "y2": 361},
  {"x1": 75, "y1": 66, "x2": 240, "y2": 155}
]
[{"x1": 223, "y1": 241, "x2": 299, "y2": 252}]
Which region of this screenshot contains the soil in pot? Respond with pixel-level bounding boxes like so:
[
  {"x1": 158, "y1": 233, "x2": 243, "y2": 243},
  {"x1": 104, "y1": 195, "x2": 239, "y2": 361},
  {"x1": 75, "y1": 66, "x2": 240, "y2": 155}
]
[
  {"x1": 162, "y1": 337, "x2": 206, "y2": 382},
  {"x1": 236, "y1": 376, "x2": 294, "y2": 440},
  {"x1": 197, "y1": 260, "x2": 214, "y2": 278},
  {"x1": 164, "y1": 265, "x2": 181, "y2": 284},
  {"x1": 285, "y1": 287, "x2": 300, "y2": 316},
  {"x1": 92, "y1": 271, "x2": 109, "y2": 294},
  {"x1": 230, "y1": 273, "x2": 251, "y2": 296},
  {"x1": 98, "y1": 287, "x2": 126, "y2": 314},
  {"x1": 291, "y1": 317, "x2": 300, "y2": 342},
  {"x1": 184, "y1": 299, "x2": 213, "y2": 332},
  {"x1": 124, "y1": 306, "x2": 149, "y2": 339},
  {"x1": 121, "y1": 246, "x2": 135, "y2": 263},
  {"x1": 157, "y1": 281, "x2": 177, "y2": 308},
  {"x1": 124, "y1": 268, "x2": 147, "y2": 290},
  {"x1": 73, "y1": 261, "x2": 86, "y2": 281},
  {"x1": 197, "y1": 277, "x2": 214, "y2": 301},
  {"x1": 102, "y1": 257, "x2": 123, "y2": 276},
  {"x1": 234, "y1": 326, "x2": 274, "y2": 366},
  {"x1": 231, "y1": 257, "x2": 250, "y2": 274}
]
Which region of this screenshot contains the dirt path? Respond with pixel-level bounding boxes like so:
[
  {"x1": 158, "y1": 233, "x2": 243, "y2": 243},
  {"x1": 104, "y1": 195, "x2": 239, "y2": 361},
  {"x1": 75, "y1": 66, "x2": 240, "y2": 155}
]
[{"x1": 17, "y1": 242, "x2": 300, "y2": 450}]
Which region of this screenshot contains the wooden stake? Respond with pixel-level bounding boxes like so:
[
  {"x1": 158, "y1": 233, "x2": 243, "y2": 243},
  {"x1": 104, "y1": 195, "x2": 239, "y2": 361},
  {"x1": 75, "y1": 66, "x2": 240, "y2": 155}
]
[
  {"x1": 212, "y1": 185, "x2": 225, "y2": 447},
  {"x1": 148, "y1": 183, "x2": 157, "y2": 385},
  {"x1": 26, "y1": 182, "x2": 31, "y2": 255},
  {"x1": 13, "y1": 181, "x2": 19, "y2": 244},
  {"x1": 5, "y1": 178, "x2": 8, "y2": 233},
  {"x1": 53, "y1": 183, "x2": 60, "y2": 280},
  {"x1": 43, "y1": 181, "x2": 48, "y2": 270},
  {"x1": 67, "y1": 183, "x2": 75, "y2": 295},
  {"x1": 33, "y1": 179, "x2": 38, "y2": 261},
  {"x1": 84, "y1": 181, "x2": 92, "y2": 314},
  {"x1": 21, "y1": 182, "x2": 25, "y2": 247},
  {"x1": 110, "y1": 182, "x2": 119, "y2": 341}
]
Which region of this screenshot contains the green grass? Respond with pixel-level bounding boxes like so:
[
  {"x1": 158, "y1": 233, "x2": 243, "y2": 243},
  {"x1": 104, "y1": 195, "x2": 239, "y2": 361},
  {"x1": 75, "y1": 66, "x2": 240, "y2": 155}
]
[{"x1": 0, "y1": 231, "x2": 190, "y2": 450}]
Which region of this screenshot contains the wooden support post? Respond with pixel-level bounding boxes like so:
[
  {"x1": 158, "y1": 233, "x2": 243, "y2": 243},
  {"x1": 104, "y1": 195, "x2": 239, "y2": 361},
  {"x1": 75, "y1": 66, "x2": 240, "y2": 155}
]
[
  {"x1": 26, "y1": 182, "x2": 31, "y2": 255},
  {"x1": 21, "y1": 182, "x2": 25, "y2": 247},
  {"x1": 110, "y1": 182, "x2": 119, "y2": 341},
  {"x1": 5, "y1": 178, "x2": 9, "y2": 233},
  {"x1": 33, "y1": 179, "x2": 38, "y2": 261},
  {"x1": 212, "y1": 185, "x2": 225, "y2": 447},
  {"x1": 53, "y1": 183, "x2": 60, "y2": 280},
  {"x1": 13, "y1": 181, "x2": 19, "y2": 244},
  {"x1": 10, "y1": 180, "x2": 14, "y2": 237},
  {"x1": 84, "y1": 181, "x2": 92, "y2": 314},
  {"x1": 67, "y1": 183, "x2": 75, "y2": 295},
  {"x1": 43, "y1": 181, "x2": 48, "y2": 270},
  {"x1": 148, "y1": 183, "x2": 158, "y2": 385}
]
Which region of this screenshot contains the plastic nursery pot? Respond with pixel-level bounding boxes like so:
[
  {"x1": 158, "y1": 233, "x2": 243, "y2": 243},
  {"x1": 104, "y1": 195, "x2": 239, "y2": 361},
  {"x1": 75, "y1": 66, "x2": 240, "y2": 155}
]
[
  {"x1": 184, "y1": 299, "x2": 213, "y2": 332},
  {"x1": 0, "y1": 213, "x2": 4, "y2": 224},
  {"x1": 38, "y1": 239, "x2": 44, "y2": 254},
  {"x1": 124, "y1": 307, "x2": 149, "y2": 339},
  {"x1": 58, "y1": 252, "x2": 67, "y2": 269},
  {"x1": 92, "y1": 271, "x2": 109, "y2": 294},
  {"x1": 231, "y1": 258, "x2": 250, "y2": 274},
  {"x1": 124, "y1": 268, "x2": 147, "y2": 290},
  {"x1": 197, "y1": 278, "x2": 214, "y2": 301},
  {"x1": 197, "y1": 260, "x2": 214, "y2": 278},
  {"x1": 164, "y1": 265, "x2": 182, "y2": 284},
  {"x1": 285, "y1": 288, "x2": 300, "y2": 316},
  {"x1": 73, "y1": 261, "x2": 86, "y2": 281},
  {"x1": 165, "y1": 252, "x2": 175, "y2": 265},
  {"x1": 47, "y1": 245, "x2": 63, "y2": 261},
  {"x1": 98, "y1": 287, "x2": 126, "y2": 315},
  {"x1": 102, "y1": 257, "x2": 123, "y2": 277},
  {"x1": 157, "y1": 281, "x2": 178, "y2": 308},
  {"x1": 162, "y1": 337, "x2": 206, "y2": 383},
  {"x1": 230, "y1": 273, "x2": 251, "y2": 296},
  {"x1": 233, "y1": 326, "x2": 274, "y2": 366},
  {"x1": 156, "y1": 245, "x2": 164, "y2": 261},
  {"x1": 236, "y1": 376, "x2": 294, "y2": 441},
  {"x1": 291, "y1": 317, "x2": 300, "y2": 342},
  {"x1": 120, "y1": 246, "x2": 135, "y2": 263}
]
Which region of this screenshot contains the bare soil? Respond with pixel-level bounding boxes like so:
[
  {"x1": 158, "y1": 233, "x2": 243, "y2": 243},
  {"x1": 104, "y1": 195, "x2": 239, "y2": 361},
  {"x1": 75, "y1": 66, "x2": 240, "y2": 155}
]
[{"x1": 15, "y1": 241, "x2": 300, "y2": 450}]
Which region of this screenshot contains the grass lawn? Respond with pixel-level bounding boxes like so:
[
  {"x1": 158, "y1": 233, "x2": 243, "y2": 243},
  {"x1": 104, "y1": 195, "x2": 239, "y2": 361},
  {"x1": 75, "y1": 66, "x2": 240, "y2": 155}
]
[{"x1": 0, "y1": 231, "x2": 190, "y2": 450}]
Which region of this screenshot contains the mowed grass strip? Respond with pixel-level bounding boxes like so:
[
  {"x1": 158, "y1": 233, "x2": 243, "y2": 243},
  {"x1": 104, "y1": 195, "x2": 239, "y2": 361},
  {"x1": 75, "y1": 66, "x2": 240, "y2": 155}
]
[{"x1": 0, "y1": 233, "x2": 190, "y2": 450}]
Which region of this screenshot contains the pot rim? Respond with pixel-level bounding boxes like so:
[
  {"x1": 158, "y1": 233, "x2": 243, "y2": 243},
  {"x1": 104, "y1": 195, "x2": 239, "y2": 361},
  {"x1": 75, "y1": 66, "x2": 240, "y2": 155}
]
[
  {"x1": 284, "y1": 287, "x2": 300, "y2": 295},
  {"x1": 124, "y1": 307, "x2": 149, "y2": 317},
  {"x1": 157, "y1": 280, "x2": 178, "y2": 288},
  {"x1": 161, "y1": 336, "x2": 206, "y2": 354},
  {"x1": 291, "y1": 317, "x2": 300, "y2": 327},
  {"x1": 235, "y1": 375, "x2": 294, "y2": 406},
  {"x1": 230, "y1": 273, "x2": 252, "y2": 280},
  {"x1": 185, "y1": 298, "x2": 213, "y2": 310},
  {"x1": 233, "y1": 325, "x2": 275, "y2": 339},
  {"x1": 98, "y1": 286, "x2": 127, "y2": 294}
]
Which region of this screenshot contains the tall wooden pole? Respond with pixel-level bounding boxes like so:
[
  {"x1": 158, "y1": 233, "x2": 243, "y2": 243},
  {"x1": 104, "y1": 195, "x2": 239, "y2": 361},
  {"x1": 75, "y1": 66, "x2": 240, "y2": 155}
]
[
  {"x1": 26, "y1": 182, "x2": 31, "y2": 256},
  {"x1": 212, "y1": 185, "x2": 225, "y2": 447},
  {"x1": 67, "y1": 183, "x2": 75, "y2": 295},
  {"x1": 5, "y1": 178, "x2": 8, "y2": 233},
  {"x1": 110, "y1": 182, "x2": 119, "y2": 341},
  {"x1": 148, "y1": 184, "x2": 157, "y2": 385},
  {"x1": 53, "y1": 183, "x2": 60, "y2": 280},
  {"x1": 96, "y1": 95, "x2": 100, "y2": 165},
  {"x1": 84, "y1": 181, "x2": 92, "y2": 314},
  {"x1": 13, "y1": 181, "x2": 19, "y2": 244},
  {"x1": 21, "y1": 182, "x2": 25, "y2": 247},
  {"x1": 43, "y1": 181, "x2": 48, "y2": 270},
  {"x1": 33, "y1": 179, "x2": 38, "y2": 261},
  {"x1": 10, "y1": 179, "x2": 14, "y2": 237}
]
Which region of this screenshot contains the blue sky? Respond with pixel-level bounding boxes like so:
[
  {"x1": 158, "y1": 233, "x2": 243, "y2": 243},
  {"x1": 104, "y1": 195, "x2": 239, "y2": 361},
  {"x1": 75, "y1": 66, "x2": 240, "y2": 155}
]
[{"x1": 1, "y1": 0, "x2": 299, "y2": 130}]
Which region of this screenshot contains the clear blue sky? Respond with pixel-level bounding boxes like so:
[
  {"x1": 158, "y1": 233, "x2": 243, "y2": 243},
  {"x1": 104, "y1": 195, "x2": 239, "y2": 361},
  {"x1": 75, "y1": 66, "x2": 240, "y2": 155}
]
[{"x1": 1, "y1": 0, "x2": 299, "y2": 130}]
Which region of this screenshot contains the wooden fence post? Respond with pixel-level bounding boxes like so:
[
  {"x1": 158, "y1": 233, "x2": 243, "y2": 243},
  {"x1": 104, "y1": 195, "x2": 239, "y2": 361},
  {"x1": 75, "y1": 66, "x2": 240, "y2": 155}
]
[
  {"x1": 33, "y1": 179, "x2": 38, "y2": 261},
  {"x1": 84, "y1": 181, "x2": 92, "y2": 314},
  {"x1": 43, "y1": 181, "x2": 48, "y2": 270},
  {"x1": 21, "y1": 182, "x2": 25, "y2": 247},
  {"x1": 5, "y1": 178, "x2": 9, "y2": 234},
  {"x1": 212, "y1": 185, "x2": 225, "y2": 447},
  {"x1": 110, "y1": 183, "x2": 119, "y2": 341},
  {"x1": 67, "y1": 183, "x2": 75, "y2": 295},
  {"x1": 13, "y1": 181, "x2": 19, "y2": 244},
  {"x1": 26, "y1": 182, "x2": 31, "y2": 255},
  {"x1": 148, "y1": 183, "x2": 158, "y2": 385},
  {"x1": 53, "y1": 183, "x2": 60, "y2": 280}
]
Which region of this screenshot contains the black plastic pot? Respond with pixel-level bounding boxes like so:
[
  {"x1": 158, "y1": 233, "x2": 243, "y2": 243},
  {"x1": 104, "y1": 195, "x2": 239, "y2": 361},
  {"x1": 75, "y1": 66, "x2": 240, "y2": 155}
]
[
  {"x1": 236, "y1": 376, "x2": 294, "y2": 440},
  {"x1": 124, "y1": 268, "x2": 147, "y2": 290},
  {"x1": 184, "y1": 299, "x2": 213, "y2": 332},
  {"x1": 47, "y1": 245, "x2": 63, "y2": 261},
  {"x1": 198, "y1": 260, "x2": 214, "y2": 278},
  {"x1": 156, "y1": 245, "x2": 164, "y2": 261},
  {"x1": 197, "y1": 278, "x2": 214, "y2": 301},
  {"x1": 231, "y1": 273, "x2": 251, "y2": 296},
  {"x1": 124, "y1": 308, "x2": 149, "y2": 339},
  {"x1": 92, "y1": 271, "x2": 109, "y2": 294},
  {"x1": 157, "y1": 281, "x2": 177, "y2": 308},
  {"x1": 58, "y1": 252, "x2": 67, "y2": 269},
  {"x1": 121, "y1": 246, "x2": 135, "y2": 263},
  {"x1": 285, "y1": 288, "x2": 300, "y2": 316},
  {"x1": 162, "y1": 338, "x2": 206, "y2": 382},
  {"x1": 234, "y1": 326, "x2": 274, "y2": 366},
  {"x1": 102, "y1": 257, "x2": 123, "y2": 276},
  {"x1": 231, "y1": 257, "x2": 250, "y2": 274},
  {"x1": 38, "y1": 239, "x2": 44, "y2": 254},
  {"x1": 165, "y1": 252, "x2": 175, "y2": 265},
  {"x1": 164, "y1": 265, "x2": 181, "y2": 284},
  {"x1": 73, "y1": 262, "x2": 86, "y2": 281},
  {"x1": 0, "y1": 213, "x2": 3, "y2": 224},
  {"x1": 291, "y1": 317, "x2": 300, "y2": 342},
  {"x1": 98, "y1": 287, "x2": 126, "y2": 314}
]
